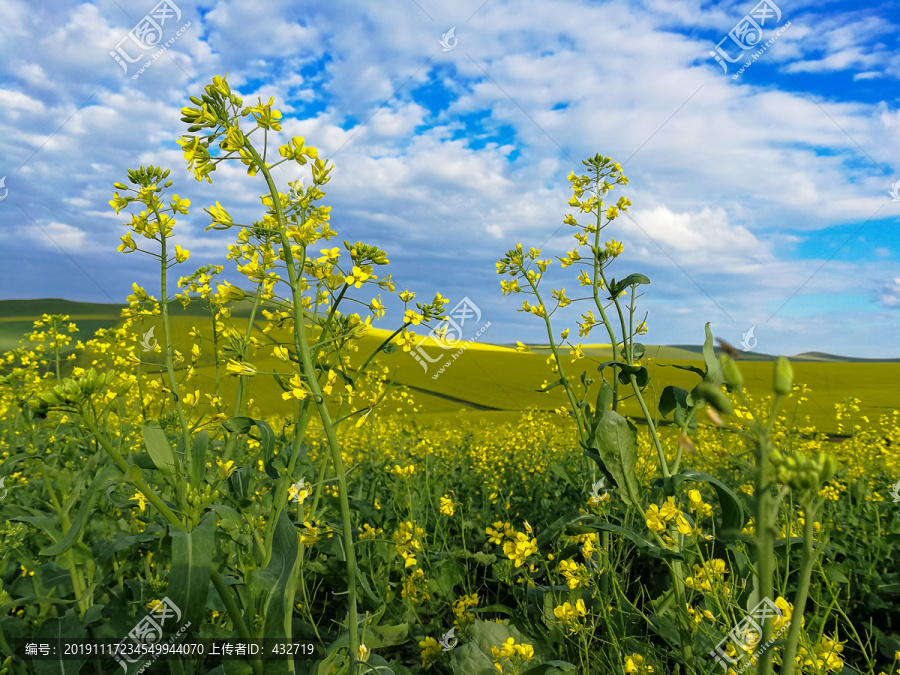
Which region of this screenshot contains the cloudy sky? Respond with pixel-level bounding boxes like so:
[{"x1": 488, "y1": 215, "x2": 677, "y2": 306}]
[{"x1": 1, "y1": 0, "x2": 898, "y2": 357}]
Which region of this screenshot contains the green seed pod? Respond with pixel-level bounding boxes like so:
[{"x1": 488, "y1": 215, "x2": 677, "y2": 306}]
[
  {"x1": 820, "y1": 455, "x2": 838, "y2": 482},
  {"x1": 695, "y1": 382, "x2": 733, "y2": 415},
  {"x1": 774, "y1": 357, "x2": 793, "y2": 396},
  {"x1": 770, "y1": 449, "x2": 785, "y2": 466},
  {"x1": 720, "y1": 355, "x2": 744, "y2": 391},
  {"x1": 786, "y1": 457, "x2": 797, "y2": 469}
]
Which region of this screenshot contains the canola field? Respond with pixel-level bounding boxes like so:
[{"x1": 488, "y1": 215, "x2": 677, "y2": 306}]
[{"x1": 1, "y1": 75, "x2": 899, "y2": 675}]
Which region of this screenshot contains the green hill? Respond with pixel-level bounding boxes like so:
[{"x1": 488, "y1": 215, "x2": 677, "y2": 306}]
[{"x1": 1, "y1": 299, "x2": 897, "y2": 433}]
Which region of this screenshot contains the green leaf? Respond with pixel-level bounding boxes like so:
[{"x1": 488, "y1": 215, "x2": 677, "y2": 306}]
[
  {"x1": 678, "y1": 469, "x2": 748, "y2": 534},
  {"x1": 168, "y1": 511, "x2": 215, "y2": 628},
  {"x1": 254, "y1": 419, "x2": 278, "y2": 479},
  {"x1": 609, "y1": 273, "x2": 650, "y2": 297},
  {"x1": 222, "y1": 416, "x2": 254, "y2": 434},
  {"x1": 536, "y1": 509, "x2": 586, "y2": 549},
  {"x1": 191, "y1": 430, "x2": 209, "y2": 488},
  {"x1": 93, "y1": 534, "x2": 157, "y2": 563},
  {"x1": 142, "y1": 422, "x2": 178, "y2": 481},
  {"x1": 549, "y1": 463, "x2": 574, "y2": 487},
  {"x1": 659, "y1": 386, "x2": 689, "y2": 419},
  {"x1": 229, "y1": 466, "x2": 253, "y2": 500},
  {"x1": 251, "y1": 510, "x2": 298, "y2": 641},
  {"x1": 659, "y1": 363, "x2": 706, "y2": 379},
  {"x1": 41, "y1": 463, "x2": 121, "y2": 557},
  {"x1": 597, "y1": 360, "x2": 649, "y2": 388},
  {"x1": 33, "y1": 608, "x2": 87, "y2": 675},
  {"x1": 589, "y1": 411, "x2": 641, "y2": 505},
  {"x1": 565, "y1": 519, "x2": 683, "y2": 561},
  {"x1": 621, "y1": 343, "x2": 646, "y2": 361},
  {"x1": 538, "y1": 378, "x2": 566, "y2": 393}
]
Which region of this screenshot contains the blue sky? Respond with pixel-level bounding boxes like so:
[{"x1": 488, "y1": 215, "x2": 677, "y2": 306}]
[{"x1": 0, "y1": 0, "x2": 898, "y2": 357}]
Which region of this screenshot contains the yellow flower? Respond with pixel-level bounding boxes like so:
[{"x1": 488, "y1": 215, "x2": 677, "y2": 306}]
[
  {"x1": 605, "y1": 239, "x2": 624, "y2": 257},
  {"x1": 226, "y1": 359, "x2": 257, "y2": 376},
  {"x1": 369, "y1": 296, "x2": 385, "y2": 319},
  {"x1": 439, "y1": 495, "x2": 455, "y2": 516},
  {"x1": 118, "y1": 232, "x2": 137, "y2": 253},
  {"x1": 419, "y1": 637, "x2": 441, "y2": 668},
  {"x1": 131, "y1": 491, "x2": 149, "y2": 512},
  {"x1": 288, "y1": 478, "x2": 310, "y2": 504},
  {"x1": 216, "y1": 458, "x2": 236, "y2": 479},
  {"x1": 174, "y1": 244, "x2": 190, "y2": 263},
  {"x1": 624, "y1": 653, "x2": 654, "y2": 674},
  {"x1": 345, "y1": 265, "x2": 371, "y2": 288}
]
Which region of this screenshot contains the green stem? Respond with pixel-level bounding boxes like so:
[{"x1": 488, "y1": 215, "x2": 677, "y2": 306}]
[
  {"x1": 210, "y1": 567, "x2": 263, "y2": 675},
  {"x1": 246, "y1": 143, "x2": 361, "y2": 672},
  {"x1": 151, "y1": 206, "x2": 193, "y2": 505},
  {"x1": 779, "y1": 498, "x2": 818, "y2": 675}
]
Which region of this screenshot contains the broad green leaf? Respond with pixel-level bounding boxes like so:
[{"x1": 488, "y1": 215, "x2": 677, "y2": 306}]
[
  {"x1": 168, "y1": 511, "x2": 215, "y2": 629},
  {"x1": 250, "y1": 510, "x2": 298, "y2": 674},
  {"x1": 142, "y1": 422, "x2": 178, "y2": 481},
  {"x1": 222, "y1": 416, "x2": 254, "y2": 434},
  {"x1": 33, "y1": 608, "x2": 86, "y2": 675},
  {"x1": 659, "y1": 385, "x2": 689, "y2": 419},
  {"x1": 589, "y1": 411, "x2": 641, "y2": 505}
]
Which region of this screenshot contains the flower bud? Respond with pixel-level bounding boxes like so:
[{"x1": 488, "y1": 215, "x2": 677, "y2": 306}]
[
  {"x1": 774, "y1": 357, "x2": 793, "y2": 396},
  {"x1": 720, "y1": 355, "x2": 744, "y2": 391},
  {"x1": 695, "y1": 382, "x2": 733, "y2": 415}
]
